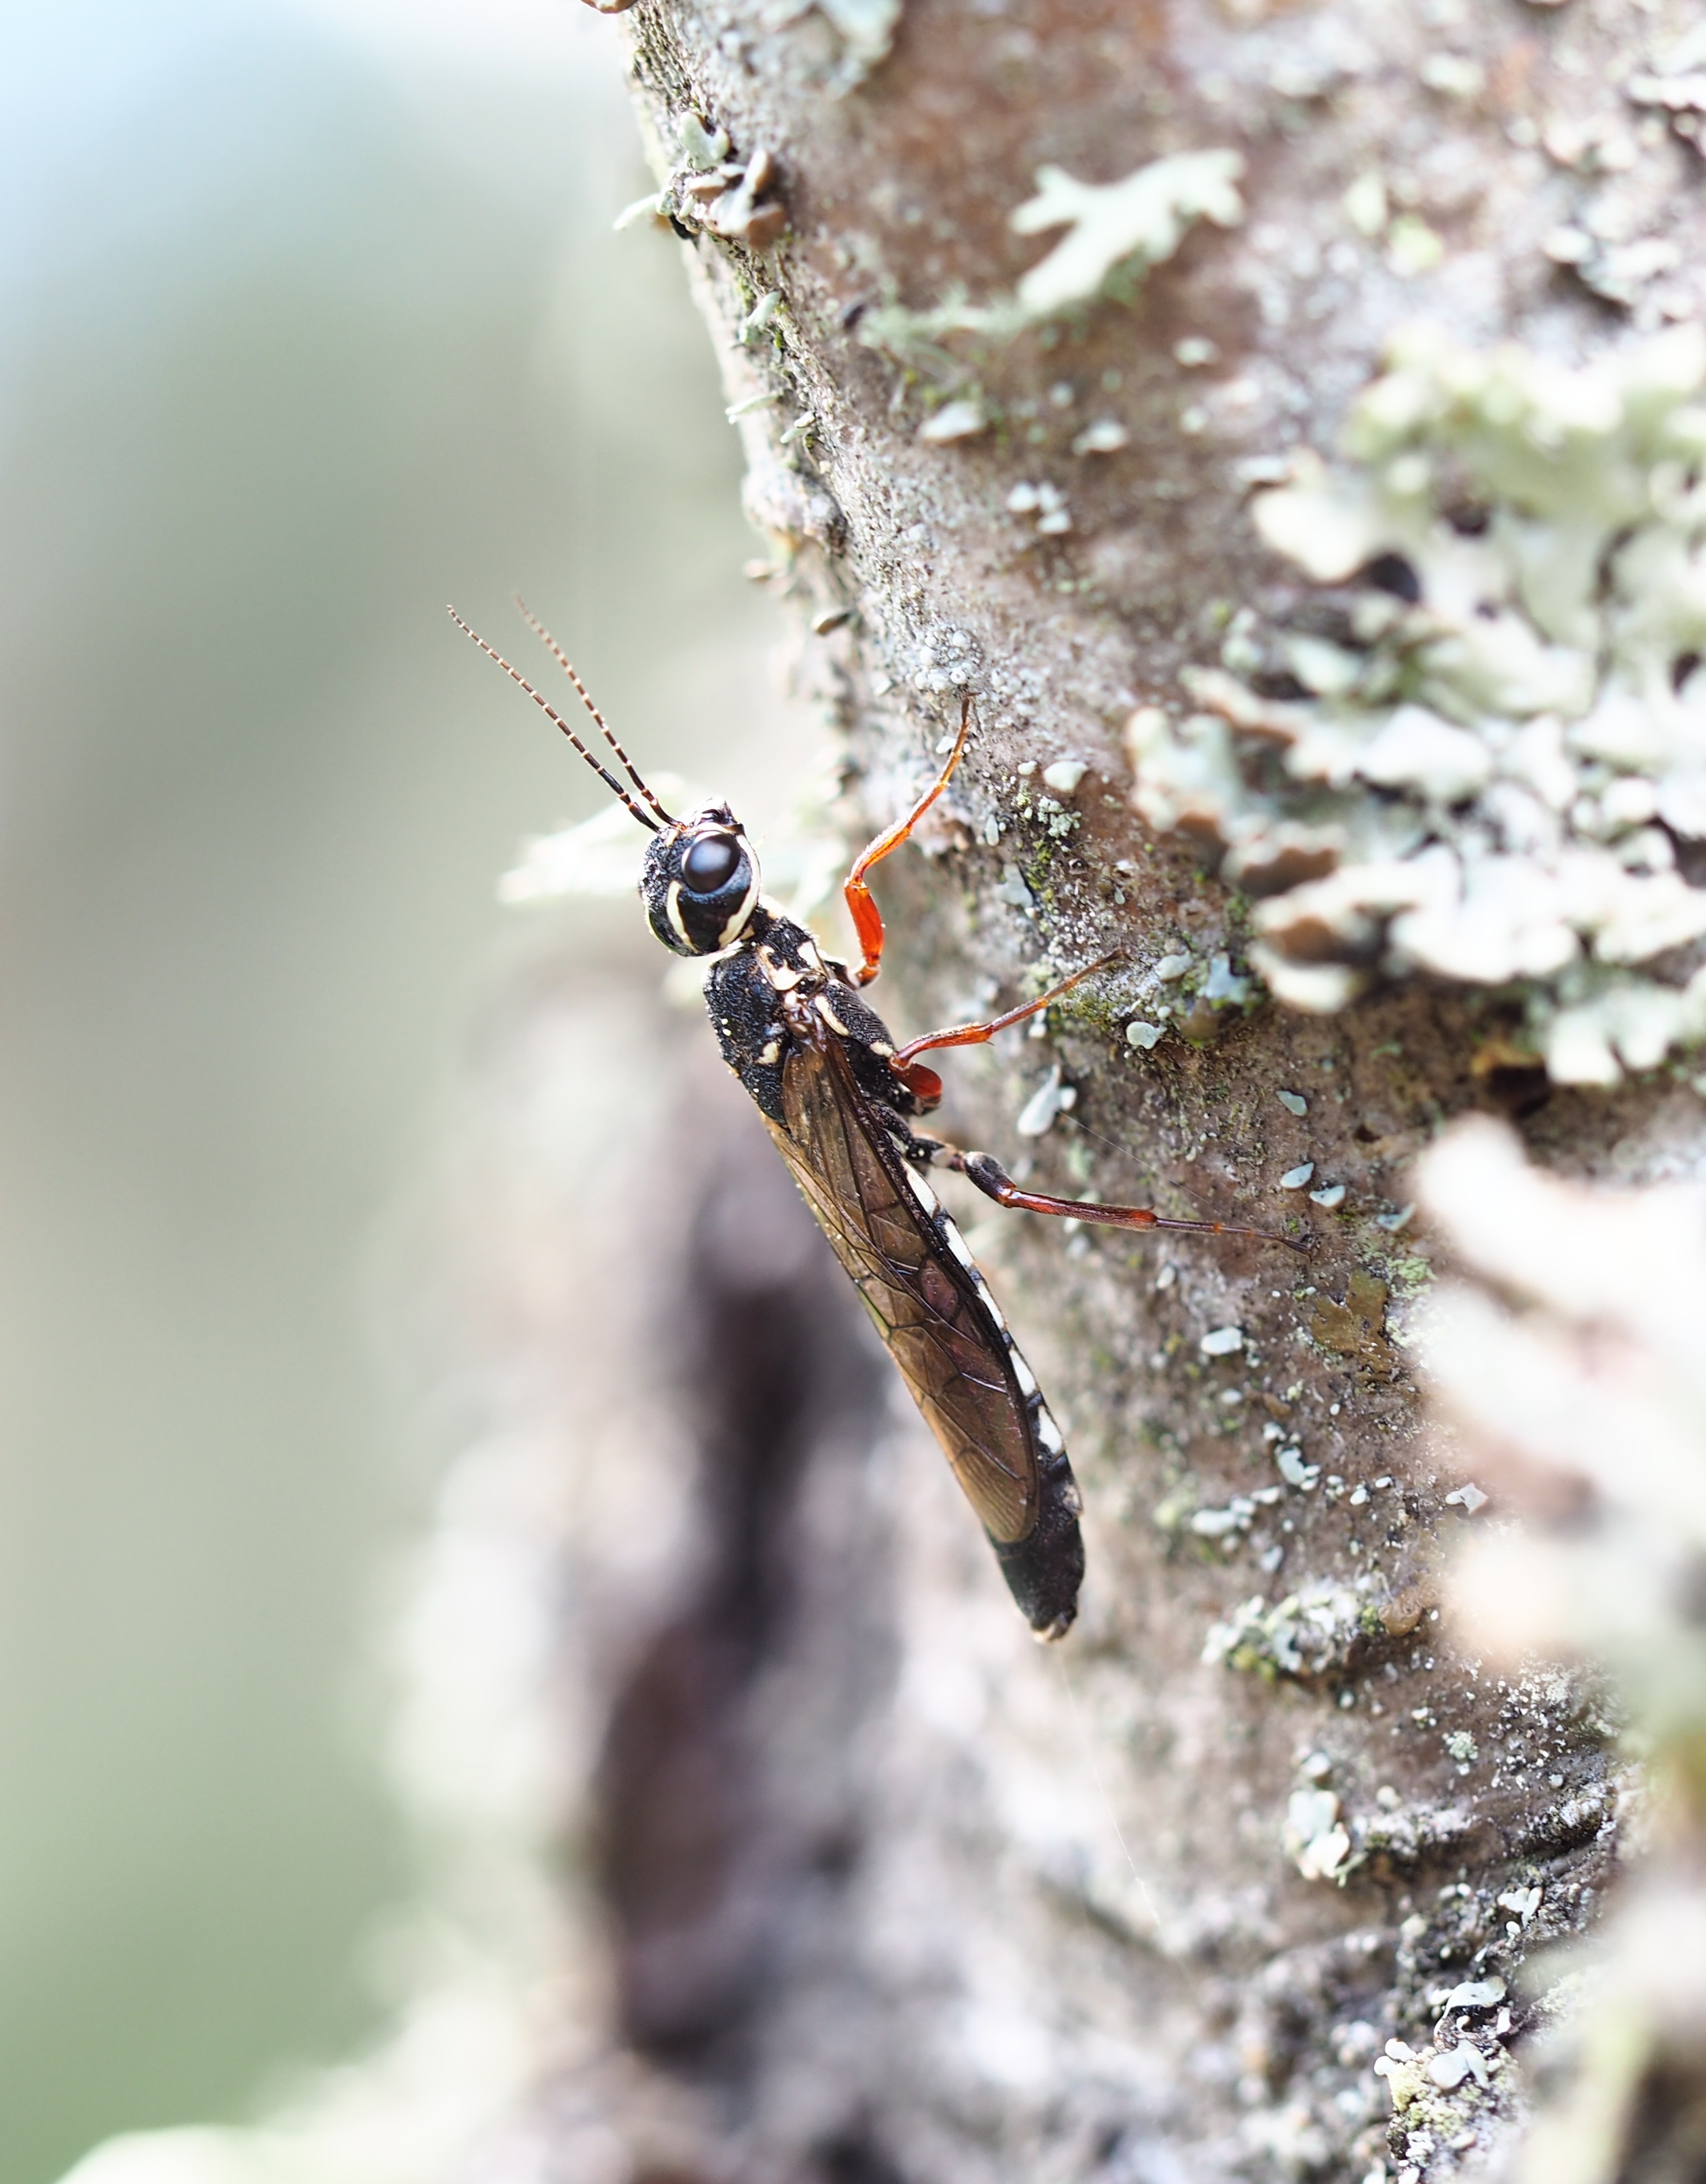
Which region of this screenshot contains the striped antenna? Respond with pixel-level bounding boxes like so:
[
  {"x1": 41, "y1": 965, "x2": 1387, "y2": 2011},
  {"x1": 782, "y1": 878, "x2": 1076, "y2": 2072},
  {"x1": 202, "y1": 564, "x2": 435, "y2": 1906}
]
[
  {"x1": 513, "y1": 597, "x2": 673, "y2": 827},
  {"x1": 447, "y1": 607, "x2": 672, "y2": 833}
]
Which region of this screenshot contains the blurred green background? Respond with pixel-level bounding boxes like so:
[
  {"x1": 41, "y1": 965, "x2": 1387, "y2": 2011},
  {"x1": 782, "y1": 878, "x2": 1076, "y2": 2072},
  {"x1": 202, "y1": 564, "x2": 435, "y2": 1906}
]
[{"x1": 0, "y1": 5, "x2": 792, "y2": 2175}]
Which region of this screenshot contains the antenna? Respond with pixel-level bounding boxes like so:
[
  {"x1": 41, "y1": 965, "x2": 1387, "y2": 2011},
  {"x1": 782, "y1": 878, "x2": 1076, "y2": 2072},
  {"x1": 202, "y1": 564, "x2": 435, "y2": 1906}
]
[
  {"x1": 513, "y1": 597, "x2": 672, "y2": 826},
  {"x1": 447, "y1": 607, "x2": 673, "y2": 833}
]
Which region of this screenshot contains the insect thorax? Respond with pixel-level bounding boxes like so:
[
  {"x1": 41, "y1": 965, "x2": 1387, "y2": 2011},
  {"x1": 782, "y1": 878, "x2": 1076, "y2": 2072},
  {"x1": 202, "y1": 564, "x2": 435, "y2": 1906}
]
[{"x1": 705, "y1": 912, "x2": 914, "y2": 1128}]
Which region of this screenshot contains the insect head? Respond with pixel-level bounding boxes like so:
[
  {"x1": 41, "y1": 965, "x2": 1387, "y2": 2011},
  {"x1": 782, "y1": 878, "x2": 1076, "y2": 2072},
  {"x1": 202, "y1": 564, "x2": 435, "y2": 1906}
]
[{"x1": 642, "y1": 807, "x2": 762, "y2": 957}]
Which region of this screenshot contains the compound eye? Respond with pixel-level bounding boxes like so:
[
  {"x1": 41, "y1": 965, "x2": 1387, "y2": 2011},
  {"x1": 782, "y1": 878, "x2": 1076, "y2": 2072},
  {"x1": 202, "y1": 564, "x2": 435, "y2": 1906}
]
[{"x1": 681, "y1": 832, "x2": 743, "y2": 895}]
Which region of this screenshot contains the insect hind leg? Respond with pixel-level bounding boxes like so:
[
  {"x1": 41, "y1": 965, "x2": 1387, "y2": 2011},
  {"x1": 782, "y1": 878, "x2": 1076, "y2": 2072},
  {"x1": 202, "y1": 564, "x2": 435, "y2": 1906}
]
[{"x1": 913, "y1": 1139, "x2": 1306, "y2": 1253}]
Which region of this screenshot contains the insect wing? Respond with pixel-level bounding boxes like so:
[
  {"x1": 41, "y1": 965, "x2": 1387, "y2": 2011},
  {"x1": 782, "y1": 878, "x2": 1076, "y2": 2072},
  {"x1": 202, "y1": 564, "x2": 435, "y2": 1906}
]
[{"x1": 763, "y1": 1038, "x2": 1039, "y2": 1545}]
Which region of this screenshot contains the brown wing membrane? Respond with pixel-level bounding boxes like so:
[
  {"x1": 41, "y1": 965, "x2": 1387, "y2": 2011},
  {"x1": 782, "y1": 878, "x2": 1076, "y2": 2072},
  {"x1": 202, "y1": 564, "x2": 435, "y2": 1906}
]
[{"x1": 762, "y1": 1037, "x2": 1039, "y2": 1544}]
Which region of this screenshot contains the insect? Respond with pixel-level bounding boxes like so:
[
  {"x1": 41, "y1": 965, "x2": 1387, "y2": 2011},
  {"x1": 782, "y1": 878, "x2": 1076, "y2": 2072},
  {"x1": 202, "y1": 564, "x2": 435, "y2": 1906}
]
[{"x1": 452, "y1": 604, "x2": 1300, "y2": 1640}]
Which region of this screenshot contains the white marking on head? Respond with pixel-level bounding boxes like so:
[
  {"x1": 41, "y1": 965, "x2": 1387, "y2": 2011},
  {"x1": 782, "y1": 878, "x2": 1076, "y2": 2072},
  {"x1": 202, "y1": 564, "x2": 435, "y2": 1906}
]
[
  {"x1": 718, "y1": 867, "x2": 760, "y2": 947},
  {"x1": 666, "y1": 879, "x2": 692, "y2": 945}
]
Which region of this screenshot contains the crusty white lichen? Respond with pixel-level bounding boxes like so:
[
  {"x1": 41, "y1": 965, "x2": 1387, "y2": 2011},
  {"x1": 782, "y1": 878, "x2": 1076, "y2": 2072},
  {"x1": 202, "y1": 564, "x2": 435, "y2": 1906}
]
[
  {"x1": 1126, "y1": 326, "x2": 1706, "y2": 1085},
  {"x1": 1202, "y1": 1576, "x2": 1384, "y2": 1680}
]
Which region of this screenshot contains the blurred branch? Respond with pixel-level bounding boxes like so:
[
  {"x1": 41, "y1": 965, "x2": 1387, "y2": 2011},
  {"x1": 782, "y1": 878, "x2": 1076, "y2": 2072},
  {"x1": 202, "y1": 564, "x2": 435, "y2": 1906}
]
[{"x1": 1420, "y1": 1120, "x2": 1706, "y2": 2184}]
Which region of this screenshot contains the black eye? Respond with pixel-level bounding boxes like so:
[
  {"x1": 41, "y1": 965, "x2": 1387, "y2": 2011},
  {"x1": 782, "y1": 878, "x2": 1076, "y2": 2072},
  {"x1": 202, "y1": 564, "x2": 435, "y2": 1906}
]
[{"x1": 682, "y1": 832, "x2": 743, "y2": 894}]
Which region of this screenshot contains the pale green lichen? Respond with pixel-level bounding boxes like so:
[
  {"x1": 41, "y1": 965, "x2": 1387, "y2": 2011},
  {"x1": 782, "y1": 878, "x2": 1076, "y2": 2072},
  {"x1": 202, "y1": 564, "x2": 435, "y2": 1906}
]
[
  {"x1": 650, "y1": 119, "x2": 787, "y2": 251},
  {"x1": 1126, "y1": 326, "x2": 1706, "y2": 1084},
  {"x1": 1008, "y1": 151, "x2": 1245, "y2": 318},
  {"x1": 860, "y1": 149, "x2": 1244, "y2": 376}
]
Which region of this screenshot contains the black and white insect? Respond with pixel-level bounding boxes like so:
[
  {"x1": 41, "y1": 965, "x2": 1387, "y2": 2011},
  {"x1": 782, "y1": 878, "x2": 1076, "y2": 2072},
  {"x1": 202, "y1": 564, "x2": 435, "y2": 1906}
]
[{"x1": 453, "y1": 604, "x2": 1299, "y2": 1640}]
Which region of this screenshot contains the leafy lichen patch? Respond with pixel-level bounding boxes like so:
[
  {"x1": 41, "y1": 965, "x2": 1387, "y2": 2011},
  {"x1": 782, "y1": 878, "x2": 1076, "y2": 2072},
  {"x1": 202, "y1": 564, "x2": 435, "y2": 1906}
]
[
  {"x1": 858, "y1": 149, "x2": 1245, "y2": 382},
  {"x1": 1126, "y1": 327, "x2": 1706, "y2": 1084},
  {"x1": 1009, "y1": 151, "x2": 1246, "y2": 320}
]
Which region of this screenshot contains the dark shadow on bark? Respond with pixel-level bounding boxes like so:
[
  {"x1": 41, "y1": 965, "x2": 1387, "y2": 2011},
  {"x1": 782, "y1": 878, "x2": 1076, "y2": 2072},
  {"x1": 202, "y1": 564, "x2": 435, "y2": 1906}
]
[{"x1": 595, "y1": 1099, "x2": 891, "y2": 2078}]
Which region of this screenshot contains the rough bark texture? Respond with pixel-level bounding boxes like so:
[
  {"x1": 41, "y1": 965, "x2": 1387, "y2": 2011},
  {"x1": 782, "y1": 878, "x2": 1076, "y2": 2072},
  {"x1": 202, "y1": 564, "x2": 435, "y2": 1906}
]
[{"x1": 534, "y1": 5, "x2": 1706, "y2": 2182}]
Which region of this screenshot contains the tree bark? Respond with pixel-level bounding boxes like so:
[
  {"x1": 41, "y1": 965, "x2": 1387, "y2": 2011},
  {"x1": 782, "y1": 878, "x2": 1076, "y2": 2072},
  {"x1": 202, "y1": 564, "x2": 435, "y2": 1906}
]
[{"x1": 530, "y1": 6, "x2": 1706, "y2": 2182}]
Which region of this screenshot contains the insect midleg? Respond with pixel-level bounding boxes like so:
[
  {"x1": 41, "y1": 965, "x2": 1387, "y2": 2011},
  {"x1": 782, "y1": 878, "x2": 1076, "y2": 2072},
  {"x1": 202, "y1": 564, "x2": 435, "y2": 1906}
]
[
  {"x1": 891, "y1": 953, "x2": 1121, "y2": 1079},
  {"x1": 910, "y1": 1137, "x2": 1304, "y2": 1253},
  {"x1": 842, "y1": 692, "x2": 973, "y2": 988}
]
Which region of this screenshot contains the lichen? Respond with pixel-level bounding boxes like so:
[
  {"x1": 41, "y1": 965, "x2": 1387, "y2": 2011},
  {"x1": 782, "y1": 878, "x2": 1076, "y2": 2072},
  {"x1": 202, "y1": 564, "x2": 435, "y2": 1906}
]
[
  {"x1": 1007, "y1": 151, "x2": 1245, "y2": 319},
  {"x1": 1419, "y1": 1120, "x2": 1706, "y2": 2184},
  {"x1": 809, "y1": 0, "x2": 902, "y2": 71},
  {"x1": 1376, "y1": 2027, "x2": 1514, "y2": 2172},
  {"x1": 1125, "y1": 326, "x2": 1706, "y2": 1084},
  {"x1": 1283, "y1": 1785, "x2": 1350, "y2": 1880},
  {"x1": 1202, "y1": 1576, "x2": 1381, "y2": 1680},
  {"x1": 645, "y1": 117, "x2": 788, "y2": 251},
  {"x1": 859, "y1": 149, "x2": 1244, "y2": 380}
]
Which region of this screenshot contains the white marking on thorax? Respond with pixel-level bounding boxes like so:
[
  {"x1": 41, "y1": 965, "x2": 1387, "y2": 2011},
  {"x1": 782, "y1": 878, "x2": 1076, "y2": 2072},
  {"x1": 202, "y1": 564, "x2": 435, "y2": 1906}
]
[
  {"x1": 814, "y1": 993, "x2": 851, "y2": 1036},
  {"x1": 758, "y1": 1037, "x2": 781, "y2": 1066},
  {"x1": 758, "y1": 945, "x2": 804, "y2": 992}
]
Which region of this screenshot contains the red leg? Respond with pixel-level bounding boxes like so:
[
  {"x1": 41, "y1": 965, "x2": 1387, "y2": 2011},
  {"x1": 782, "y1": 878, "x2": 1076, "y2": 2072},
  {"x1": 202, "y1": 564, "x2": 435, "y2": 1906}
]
[
  {"x1": 937, "y1": 1147, "x2": 1307, "y2": 1254},
  {"x1": 845, "y1": 694, "x2": 973, "y2": 987},
  {"x1": 893, "y1": 955, "x2": 1121, "y2": 1069},
  {"x1": 889, "y1": 953, "x2": 1123, "y2": 1107}
]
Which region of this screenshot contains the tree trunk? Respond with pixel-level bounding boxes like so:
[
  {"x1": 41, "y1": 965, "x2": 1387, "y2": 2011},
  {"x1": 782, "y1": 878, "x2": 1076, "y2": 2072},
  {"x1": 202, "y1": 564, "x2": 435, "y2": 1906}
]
[{"x1": 525, "y1": 6, "x2": 1706, "y2": 2182}]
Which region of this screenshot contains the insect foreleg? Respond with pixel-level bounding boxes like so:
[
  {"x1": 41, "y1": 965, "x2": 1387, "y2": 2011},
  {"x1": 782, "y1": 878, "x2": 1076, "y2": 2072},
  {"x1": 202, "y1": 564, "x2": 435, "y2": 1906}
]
[{"x1": 842, "y1": 694, "x2": 973, "y2": 988}]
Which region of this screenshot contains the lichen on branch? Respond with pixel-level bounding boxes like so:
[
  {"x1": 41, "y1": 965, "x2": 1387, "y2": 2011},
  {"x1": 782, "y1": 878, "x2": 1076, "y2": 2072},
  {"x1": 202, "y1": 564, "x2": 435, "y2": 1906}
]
[{"x1": 1127, "y1": 327, "x2": 1706, "y2": 1086}]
